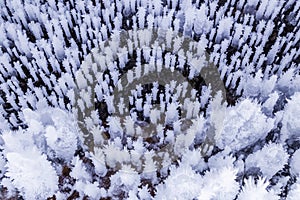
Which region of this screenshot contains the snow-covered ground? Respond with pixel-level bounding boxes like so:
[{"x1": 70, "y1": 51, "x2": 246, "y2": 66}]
[{"x1": 0, "y1": 0, "x2": 299, "y2": 199}]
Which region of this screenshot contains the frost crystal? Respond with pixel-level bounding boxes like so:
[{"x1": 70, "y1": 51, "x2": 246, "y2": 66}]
[
  {"x1": 290, "y1": 148, "x2": 300, "y2": 177},
  {"x1": 237, "y1": 177, "x2": 278, "y2": 200},
  {"x1": 245, "y1": 143, "x2": 288, "y2": 179},
  {"x1": 3, "y1": 131, "x2": 58, "y2": 199},
  {"x1": 0, "y1": 0, "x2": 299, "y2": 198},
  {"x1": 215, "y1": 99, "x2": 275, "y2": 151},
  {"x1": 281, "y1": 92, "x2": 300, "y2": 142}
]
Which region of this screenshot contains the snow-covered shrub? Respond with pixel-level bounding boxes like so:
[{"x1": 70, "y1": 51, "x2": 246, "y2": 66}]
[{"x1": 215, "y1": 99, "x2": 275, "y2": 151}]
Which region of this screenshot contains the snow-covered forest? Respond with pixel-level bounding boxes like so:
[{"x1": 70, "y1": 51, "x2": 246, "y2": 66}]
[{"x1": 0, "y1": 0, "x2": 299, "y2": 199}]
